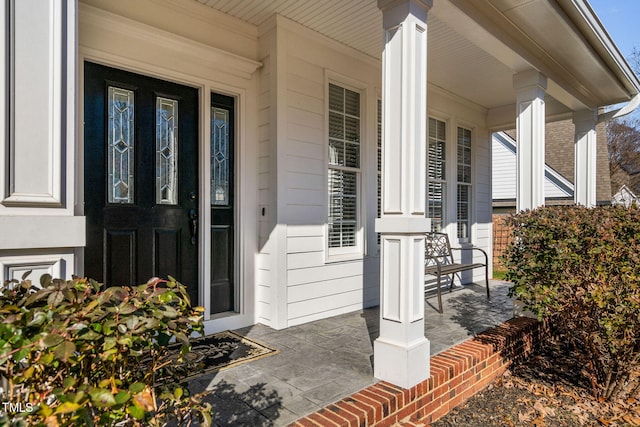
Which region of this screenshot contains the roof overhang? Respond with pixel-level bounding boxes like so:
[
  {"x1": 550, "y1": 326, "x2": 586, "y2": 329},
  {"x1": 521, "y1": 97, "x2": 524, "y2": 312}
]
[{"x1": 188, "y1": 0, "x2": 639, "y2": 128}]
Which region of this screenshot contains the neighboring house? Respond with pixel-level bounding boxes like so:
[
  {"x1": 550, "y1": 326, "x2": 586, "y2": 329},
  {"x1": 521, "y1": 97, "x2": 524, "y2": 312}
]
[
  {"x1": 492, "y1": 119, "x2": 612, "y2": 214},
  {"x1": 1, "y1": 0, "x2": 638, "y2": 388},
  {"x1": 612, "y1": 184, "x2": 640, "y2": 207},
  {"x1": 611, "y1": 165, "x2": 640, "y2": 203},
  {"x1": 493, "y1": 131, "x2": 575, "y2": 213}
]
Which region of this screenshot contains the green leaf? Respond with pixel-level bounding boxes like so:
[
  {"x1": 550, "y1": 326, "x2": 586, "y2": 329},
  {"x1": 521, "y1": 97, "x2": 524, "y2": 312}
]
[
  {"x1": 160, "y1": 305, "x2": 179, "y2": 319},
  {"x1": 114, "y1": 391, "x2": 131, "y2": 404},
  {"x1": 89, "y1": 387, "x2": 117, "y2": 408},
  {"x1": 42, "y1": 333, "x2": 64, "y2": 348},
  {"x1": 54, "y1": 401, "x2": 82, "y2": 414},
  {"x1": 47, "y1": 290, "x2": 64, "y2": 306},
  {"x1": 27, "y1": 311, "x2": 47, "y2": 327},
  {"x1": 174, "y1": 387, "x2": 183, "y2": 399},
  {"x1": 40, "y1": 274, "x2": 52, "y2": 287},
  {"x1": 13, "y1": 347, "x2": 29, "y2": 362},
  {"x1": 129, "y1": 382, "x2": 145, "y2": 394},
  {"x1": 174, "y1": 332, "x2": 189, "y2": 345},
  {"x1": 63, "y1": 377, "x2": 76, "y2": 389},
  {"x1": 54, "y1": 341, "x2": 76, "y2": 362},
  {"x1": 127, "y1": 404, "x2": 145, "y2": 420},
  {"x1": 118, "y1": 303, "x2": 136, "y2": 315},
  {"x1": 103, "y1": 337, "x2": 116, "y2": 351}
]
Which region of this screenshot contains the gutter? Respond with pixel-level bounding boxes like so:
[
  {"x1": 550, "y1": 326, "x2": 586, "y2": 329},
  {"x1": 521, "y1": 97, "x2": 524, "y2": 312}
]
[
  {"x1": 568, "y1": 1, "x2": 640, "y2": 123},
  {"x1": 597, "y1": 93, "x2": 640, "y2": 123}
]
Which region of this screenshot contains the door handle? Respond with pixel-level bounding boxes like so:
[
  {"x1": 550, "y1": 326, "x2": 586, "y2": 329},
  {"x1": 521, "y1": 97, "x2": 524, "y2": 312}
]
[{"x1": 189, "y1": 209, "x2": 198, "y2": 245}]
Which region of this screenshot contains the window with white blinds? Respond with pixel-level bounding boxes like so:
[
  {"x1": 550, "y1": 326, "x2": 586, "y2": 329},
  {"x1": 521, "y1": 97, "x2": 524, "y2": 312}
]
[
  {"x1": 457, "y1": 127, "x2": 472, "y2": 240},
  {"x1": 428, "y1": 118, "x2": 447, "y2": 232},
  {"x1": 328, "y1": 83, "x2": 361, "y2": 251}
]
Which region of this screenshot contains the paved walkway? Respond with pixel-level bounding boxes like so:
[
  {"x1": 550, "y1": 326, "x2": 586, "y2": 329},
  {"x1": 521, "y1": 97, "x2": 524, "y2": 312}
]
[{"x1": 188, "y1": 280, "x2": 514, "y2": 426}]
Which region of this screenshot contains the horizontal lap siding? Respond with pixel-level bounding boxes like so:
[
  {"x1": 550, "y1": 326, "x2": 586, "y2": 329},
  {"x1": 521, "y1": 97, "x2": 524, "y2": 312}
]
[
  {"x1": 491, "y1": 135, "x2": 516, "y2": 200},
  {"x1": 280, "y1": 24, "x2": 381, "y2": 325}
]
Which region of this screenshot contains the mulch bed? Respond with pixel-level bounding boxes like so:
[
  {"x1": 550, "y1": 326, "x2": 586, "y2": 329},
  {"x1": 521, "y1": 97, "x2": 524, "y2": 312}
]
[{"x1": 431, "y1": 338, "x2": 640, "y2": 427}]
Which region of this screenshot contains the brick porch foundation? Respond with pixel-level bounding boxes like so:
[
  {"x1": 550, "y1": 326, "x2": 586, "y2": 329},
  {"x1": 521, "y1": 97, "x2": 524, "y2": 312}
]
[{"x1": 289, "y1": 316, "x2": 547, "y2": 427}]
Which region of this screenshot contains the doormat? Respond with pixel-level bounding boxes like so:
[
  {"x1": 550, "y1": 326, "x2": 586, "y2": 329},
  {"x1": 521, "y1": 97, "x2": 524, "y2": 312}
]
[{"x1": 168, "y1": 331, "x2": 279, "y2": 381}]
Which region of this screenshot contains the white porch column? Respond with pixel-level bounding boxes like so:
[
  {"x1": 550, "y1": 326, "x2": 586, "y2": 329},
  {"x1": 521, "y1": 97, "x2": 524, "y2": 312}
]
[
  {"x1": 573, "y1": 110, "x2": 598, "y2": 207},
  {"x1": 514, "y1": 70, "x2": 547, "y2": 211},
  {"x1": 374, "y1": 0, "x2": 431, "y2": 389}
]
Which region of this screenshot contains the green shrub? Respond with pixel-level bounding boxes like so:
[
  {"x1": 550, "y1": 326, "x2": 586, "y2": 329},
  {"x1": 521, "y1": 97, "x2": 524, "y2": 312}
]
[
  {"x1": 503, "y1": 205, "x2": 640, "y2": 401},
  {"x1": 0, "y1": 274, "x2": 212, "y2": 426}
]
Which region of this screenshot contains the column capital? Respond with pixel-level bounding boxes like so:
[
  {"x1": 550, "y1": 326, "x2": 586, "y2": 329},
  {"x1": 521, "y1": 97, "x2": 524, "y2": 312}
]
[
  {"x1": 378, "y1": 0, "x2": 432, "y2": 28},
  {"x1": 378, "y1": 0, "x2": 433, "y2": 11},
  {"x1": 572, "y1": 109, "x2": 597, "y2": 126},
  {"x1": 513, "y1": 69, "x2": 547, "y2": 92}
]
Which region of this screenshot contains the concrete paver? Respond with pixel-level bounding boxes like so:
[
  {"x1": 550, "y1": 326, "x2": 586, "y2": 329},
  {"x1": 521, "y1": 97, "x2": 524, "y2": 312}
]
[{"x1": 190, "y1": 280, "x2": 514, "y2": 426}]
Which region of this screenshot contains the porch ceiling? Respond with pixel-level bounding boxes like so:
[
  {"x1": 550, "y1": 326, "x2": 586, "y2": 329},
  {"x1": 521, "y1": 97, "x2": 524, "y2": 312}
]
[{"x1": 195, "y1": 0, "x2": 639, "y2": 126}]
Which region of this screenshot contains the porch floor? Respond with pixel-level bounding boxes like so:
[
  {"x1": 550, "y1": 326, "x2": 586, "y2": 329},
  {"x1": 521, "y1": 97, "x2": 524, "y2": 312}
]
[{"x1": 188, "y1": 280, "x2": 514, "y2": 426}]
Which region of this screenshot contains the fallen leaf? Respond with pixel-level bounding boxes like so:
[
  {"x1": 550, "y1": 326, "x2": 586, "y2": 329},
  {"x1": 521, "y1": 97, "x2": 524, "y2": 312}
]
[
  {"x1": 531, "y1": 415, "x2": 546, "y2": 426},
  {"x1": 518, "y1": 409, "x2": 534, "y2": 423},
  {"x1": 133, "y1": 387, "x2": 155, "y2": 412},
  {"x1": 622, "y1": 414, "x2": 640, "y2": 426},
  {"x1": 534, "y1": 400, "x2": 556, "y2": 417}
]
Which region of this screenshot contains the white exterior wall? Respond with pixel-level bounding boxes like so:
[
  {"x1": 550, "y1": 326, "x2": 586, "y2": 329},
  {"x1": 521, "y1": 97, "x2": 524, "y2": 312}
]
[
  {"x1": 257, "y1": 16, "x2": 495, "y2": 328},
  {"x1": 258, "y1": 16, "x2": 382, "y2": 328},
  {"x1": 0, "y1": 0, "x2": 83, "y2": 282}
]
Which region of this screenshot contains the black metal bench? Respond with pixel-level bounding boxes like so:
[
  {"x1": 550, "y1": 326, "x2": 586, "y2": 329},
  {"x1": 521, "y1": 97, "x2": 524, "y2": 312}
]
[{"x1": 424, "y1": 232, "x2": 489, "y2": 313}]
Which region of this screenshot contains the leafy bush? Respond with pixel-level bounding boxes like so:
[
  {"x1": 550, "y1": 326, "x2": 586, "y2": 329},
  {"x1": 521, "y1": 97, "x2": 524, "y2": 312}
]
[
  {"x1": 503, "y1": 205, "x2": 640, "y2": 401},
  {"x1": 0, "y1": 274, "x2": 212, "y2": 426}
]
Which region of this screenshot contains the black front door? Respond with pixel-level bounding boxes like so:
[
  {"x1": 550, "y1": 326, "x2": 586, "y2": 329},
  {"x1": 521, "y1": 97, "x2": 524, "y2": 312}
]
[{"x1": 84, "y1": 62, "x2": 199, "y2": 303}]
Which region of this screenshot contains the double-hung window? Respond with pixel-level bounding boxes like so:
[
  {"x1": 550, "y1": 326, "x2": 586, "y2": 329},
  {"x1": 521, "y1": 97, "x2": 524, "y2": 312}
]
[
  {"x1": 428, "y1": 118, "x2": 447, "y2": 232},
  {"x1": 328, "y1": 83, "x2": 361, "y2": 253},
  {"x1": 457, "y1": 127, "x2": 472, "y2": 240}
]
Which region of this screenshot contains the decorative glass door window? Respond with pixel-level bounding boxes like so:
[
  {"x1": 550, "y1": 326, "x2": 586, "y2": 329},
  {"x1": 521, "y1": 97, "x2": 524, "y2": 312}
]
[
  {"x1": 107, "y1": 86, "x2": 135, "y2": 204},
  {"x1": 211, "y1": 107, "x2": 230, "y2": 206},
  {"x1": 156, "y1": 97, "x2": 179, "y2": 205},
  {"x1": 428, "y1": 118, "x2": 447, "y2": 232}
]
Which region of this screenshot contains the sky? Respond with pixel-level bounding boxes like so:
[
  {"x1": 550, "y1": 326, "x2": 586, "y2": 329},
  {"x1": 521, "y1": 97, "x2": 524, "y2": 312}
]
[{"x1": 588, "y1": 0, "x2": 639, "y2": 60}]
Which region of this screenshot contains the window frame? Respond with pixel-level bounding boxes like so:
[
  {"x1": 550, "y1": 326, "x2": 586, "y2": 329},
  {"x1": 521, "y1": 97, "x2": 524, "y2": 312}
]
[
  {"x1": 456, "y1": 125, "x2": 473, "y2": 242},
  {"x1": 427, "y1": 117, "x2": 448, "y2": 233},
  {"x1": 325, "y1": 79, "x2": 365, "y2": 260}
]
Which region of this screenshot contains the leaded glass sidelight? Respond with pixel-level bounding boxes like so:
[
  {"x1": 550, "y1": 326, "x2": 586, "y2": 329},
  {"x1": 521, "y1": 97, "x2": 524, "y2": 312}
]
[
  {"x1": 211, "y1": 107, "x2": 230, "y2": 206},
  {"x1": 156, "y1": 97, "x2": 179, "y2": 205},
  {"x1": 107, "y1": 86, "x2": 135, "y2": 204}
]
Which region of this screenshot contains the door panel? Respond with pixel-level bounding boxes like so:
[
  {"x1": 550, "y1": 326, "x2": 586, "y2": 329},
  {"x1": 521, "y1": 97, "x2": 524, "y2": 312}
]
[
  {"x1": 84, "y1": 62, "x2": 199, "y2": 303},
  {"x1": 210, "y1": 93, "x2": 235, "y2": 314}
]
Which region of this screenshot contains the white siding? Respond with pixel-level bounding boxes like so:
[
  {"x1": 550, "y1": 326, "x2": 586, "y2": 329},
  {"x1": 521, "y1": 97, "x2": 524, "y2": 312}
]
[
  {"x1": 492, "y1": 134, "x2": 517, "y2": 200},
  {"x1": 266, "y1": 17, "x2": 381, "y2": 326},
  {"x1": 257, "y1": 16, "x2": 498, "y2": 326},
  {"x1": 492, "y1": 132, "x2": 574, "y2": 201}
]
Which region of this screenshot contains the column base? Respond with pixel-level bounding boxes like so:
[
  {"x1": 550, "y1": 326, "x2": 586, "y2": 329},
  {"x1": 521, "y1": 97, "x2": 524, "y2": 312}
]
[{"x1": 374, "y1": 336, "x2": 430, "y2": 389}]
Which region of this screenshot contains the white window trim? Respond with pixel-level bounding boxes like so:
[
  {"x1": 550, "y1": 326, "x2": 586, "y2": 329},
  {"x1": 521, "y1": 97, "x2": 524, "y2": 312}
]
[{"x1": 325, "y1": 74, "x2": 367, "y2": 261}]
